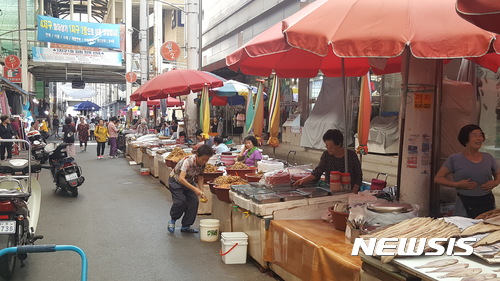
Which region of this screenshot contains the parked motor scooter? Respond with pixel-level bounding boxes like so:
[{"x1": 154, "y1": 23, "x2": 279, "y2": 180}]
[
  {"x1": 0, "y1": 139, "x2": 43, "y2": 279},
  {"x1": 27, "y1": 130, "x2": 47, "y2": 162},
  {"x1": 42, "y1": 142, "x2": 84, "y2": 197}
]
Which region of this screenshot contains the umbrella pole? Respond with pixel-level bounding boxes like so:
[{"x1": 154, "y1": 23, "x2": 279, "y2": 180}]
[
  {"x1": 341, "y1": 58, "x2": 348, "y2": 174},
  {"x1": 396, "y1": 49, "x2": 412, "y2": 201},
  {"x1": 430, "y1": 60, "x2": 444, "y2": 218}
]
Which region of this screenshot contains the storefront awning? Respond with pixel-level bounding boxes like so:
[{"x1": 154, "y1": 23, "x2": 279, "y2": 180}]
[{"x1": 0, "y1": 75, "x2": 32, "y2": 96}]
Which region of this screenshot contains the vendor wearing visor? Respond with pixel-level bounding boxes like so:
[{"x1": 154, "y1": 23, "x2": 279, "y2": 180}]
[{"x1": 293, "y1": 129, "x2": 362, "y2": 193}]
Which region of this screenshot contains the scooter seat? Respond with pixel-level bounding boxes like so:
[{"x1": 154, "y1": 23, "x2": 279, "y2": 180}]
[{"x1": 0, "y1": 159, "x2": 42, "y2": 174}]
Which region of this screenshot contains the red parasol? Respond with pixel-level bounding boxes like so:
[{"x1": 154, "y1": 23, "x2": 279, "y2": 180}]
[
  {"x1": 456, "y1": 0, "x2": 500, "y2": 34},
  {"x1": 140, "y1": 69, "x2": 224, "y2": 99}
]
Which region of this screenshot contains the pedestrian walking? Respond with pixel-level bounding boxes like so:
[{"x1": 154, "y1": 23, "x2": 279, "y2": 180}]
[
  {"x1": 94, "y1": 119, "x2": 108, "y2": 159},
  {"x1": 52, "y1": 116, "x2": 60, "y2": 138},
  {"x1": 62, "y1": 117, "x2": 76, "y2": 158},
  {"x1": 167, "y1": 144, "x2": 213, "y2": 233},
  {"x1": 0, "y1": 115, "x2": 18, "y2": 160},
  {"x1": 107, "y1": 116, "x2": 119, "y2": 158},
  {"x1": 77, "y1": 117, "x2": 90, "y2": 152},
  {"x1": 89, "y1": 119, "x2": 96, "y2": 141}
]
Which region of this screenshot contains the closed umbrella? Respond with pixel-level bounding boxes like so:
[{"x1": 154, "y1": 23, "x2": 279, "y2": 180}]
[
  {"x1": 253, "y1": 80, "x2": 265, "y2": 142},
  {"x1": 268, "y1": 74, "x2": 281, "y2": 148},
  {"x1": 356, "y1": 73, "x2": 372, "y2": 156},
  {"x1": 200, "y1": 86, "x2": 211, "y2": 139}
]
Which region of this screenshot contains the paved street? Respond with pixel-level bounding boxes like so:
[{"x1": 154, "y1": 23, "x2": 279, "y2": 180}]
[{"x1": 7, "y1": 140, "x2": 275, "y2": 281}]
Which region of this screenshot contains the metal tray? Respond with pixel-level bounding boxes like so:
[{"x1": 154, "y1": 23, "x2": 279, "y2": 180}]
[
  {"x1": 367, "y1": 202, "x2": 413, "y2": 213},
  {"x1": 275, "y1": 191, "x2": 306, "y2": 201},
  {"x1": 252, "y1": 193, "x2": 282, "y2": 204},
  {"x1": 296, "y1": 187, "x2": 329, "y2": 198}
]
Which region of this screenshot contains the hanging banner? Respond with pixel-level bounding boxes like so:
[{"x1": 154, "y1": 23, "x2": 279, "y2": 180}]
[
  {"x1": 37, "y1": 15, "x2": 121, "y2": 49},
  {"x1": 32, "y1": 47, "x2": 122, "y2": 66}
]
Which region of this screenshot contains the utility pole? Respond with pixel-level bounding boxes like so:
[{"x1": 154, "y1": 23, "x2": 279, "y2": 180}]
[
  {"x1": 185, "y1": 0, "x2": 200, "y2": 135},
  {"x1": 140, "y1": 0, "x2": 149, "y2": 119},
  {"x1": 125, "y1": 0, "x2": 133, "y2": 101}
]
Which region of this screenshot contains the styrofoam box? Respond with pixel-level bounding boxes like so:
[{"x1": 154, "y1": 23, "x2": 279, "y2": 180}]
[
  {"x1": 220, "y1": 232, "x2": 249, "y2": 265},
  {"x1": 230, "y1": 191, "x2": 251, "y2": 211},
  {"x1": 257, "y1": 161, "x2": 285, "y2": 173}
]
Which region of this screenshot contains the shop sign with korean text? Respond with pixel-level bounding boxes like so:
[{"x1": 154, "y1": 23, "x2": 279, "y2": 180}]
[
  {"x1": 3, "y1": 68, "x2": 21, "y2": 83},
  {"x1": 37, "y1": 15, "x2": 121, "y2": 49},
  {"x1": 32, "y1": 47, "x2": 122, "y2": 66}
]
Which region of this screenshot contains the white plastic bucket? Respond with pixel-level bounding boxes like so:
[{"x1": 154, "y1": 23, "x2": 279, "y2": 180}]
[
  {"x1": 220, "y1": 232, "x2": 248, "y2": 264},
  {"x1": 199, "y1": 219, "x2": 220, "y2": 242}
]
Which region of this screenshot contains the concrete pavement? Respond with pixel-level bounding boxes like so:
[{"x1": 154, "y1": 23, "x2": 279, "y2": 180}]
[{"x1": 7, "y1": 140, "x2": 276, "y2": 281}]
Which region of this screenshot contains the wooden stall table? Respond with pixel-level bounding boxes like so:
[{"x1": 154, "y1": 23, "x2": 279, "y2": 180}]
[
  {"x1": 265, "y1": 220, "x2": 361, "y2": 281},
  {"x1": 210, "y1": 195, "x2": 233, "y2": 233},
  {"x1": 158, "y1": 161, "x2": 171, "y2": 187}
]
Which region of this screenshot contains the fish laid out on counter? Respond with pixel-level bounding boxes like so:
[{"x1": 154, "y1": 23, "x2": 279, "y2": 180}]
[
  {"x1": 415, "y1": 258, "x2": 459, "y2": 269},
  {"x1": 427, "y1": 263, "x2": 469, "y2": 273},
  {"x1": 475, "y1": 230, "x2": 500, "y2": 247},
  {"x1": 461, "y1": 222, "x2": 500, "y2": 237},
  {"x1": 362, "y1": 217, "x2": 460, "y2": 263},
  {"x1": 438, "y1": 268, "x2": 483, "y2": 278},
  {"x1": 476, "y1": 209, "x2": 500, "y2": 220},
  {"x1": 438, "y1": 268, "x2": 482, "y2": 279},
  {"x1": 461, "y1": 273, "x2": 497, "y2": 281}
]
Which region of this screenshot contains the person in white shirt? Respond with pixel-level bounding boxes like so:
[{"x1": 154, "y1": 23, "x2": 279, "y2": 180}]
[{"x1": 213, "y1": 136, "x2": 229, "y2": 154}]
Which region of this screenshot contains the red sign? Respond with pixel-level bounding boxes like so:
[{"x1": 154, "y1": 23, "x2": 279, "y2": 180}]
[
  {"x1": 125, "y1": 72, "x2": 137, "y2": 83},
  {"x1": 4, "y1": 55, "x2": 21, "y2": 70},
  {"x1": 3, "y1": 68, "x2": 21, "y2": 83},
  {"x1": 160, "y1": 41, "x2": 181, "y2": 61}
]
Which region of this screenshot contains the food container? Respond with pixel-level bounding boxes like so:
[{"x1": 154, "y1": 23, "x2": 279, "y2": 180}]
[
  {"x1": 290, "y1": 172, "x2": 310, "y2": 182},
  {"x1": 201, "y1": 171, "x2": 224, "y2": 184},
  {"x1": 165, "y1": 159, "x2": 178, "y2": 168},
  {"x1": 220, "y1": 154, "x2": 238, "y2": 166},
  {"x1": 207, "y1": 181, "x2": 217, "y2": 194},
  {"x1": 245, "y1": 173, "x2": 262, "y2": 183},
  {"x1": 263, "y1": 171, "x2": 291, "y2": 187},
  {"x1": 330, "y1": 210, "x2": 349, "y2": 231},
  {"x1": 214, "y1": 185, "x2": 231, "y2": 203},
  {"x1": 252, "y1": 193, "x2": 282, "y2": 204},
  {"x1": 296, "y1": 187, "x2": 329, "y2": 198},
  {"x1": 367, "y1": 202, "x2": 413, "y2": 213},
  {"x1": 226, "y1": 167, "x2": 258, "y2": 179},
  {"x1": 340, "y1": 173, "x2": 351, "y2": 184},
  {"x1": 275, "y1": 191, "x2": 306, "y2": 201},
  {"x1": 245, "y1": 188, "x2": 274, "y2": 199},
  {"x1": 330, "y1": 181, "x2": 341, "y2": 192},
  {"x1": 330, "y1": 171, "x2": 341, "y2": 181}
]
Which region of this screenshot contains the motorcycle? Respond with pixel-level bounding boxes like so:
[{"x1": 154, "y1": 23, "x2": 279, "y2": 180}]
[
  {"x1": 27, "y1": 130, "x2": 47, "y2": 162},
  {"x1": 42, "y1": 142, "x2": 85, "y2": 197},
  {"x1": 0, "y1": 139, "x2": 43, "y2": 279}
]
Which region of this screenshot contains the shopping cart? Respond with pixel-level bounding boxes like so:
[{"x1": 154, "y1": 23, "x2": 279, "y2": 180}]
[{"x1": 0, "y1": 244, "x2": 87, "y2": 281}]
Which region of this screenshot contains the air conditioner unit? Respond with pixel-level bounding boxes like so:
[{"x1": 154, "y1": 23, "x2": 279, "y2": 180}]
[{"x1": 72, "y1": 80, "x2": 85, "y2": 89}]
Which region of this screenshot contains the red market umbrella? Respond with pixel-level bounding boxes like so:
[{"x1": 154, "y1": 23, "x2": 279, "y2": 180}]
[
  {"x1": 456, "y1": 0, "x2": 500, "y2": 34},
  {"x1": 282, "y1": 0, "x2": 499, "y2": 65},
  {"x1": 134, "y1": 97, "x2": 183, "y2": 107},
  {"x1": 141, "y1": 69, "x2": 224, "y2": 99},
  {"x1": 130, "y1": 80, "x2": 152, "y2": 101},
  {"x1": 226, "y1": 20, "x2": 402, "y2": 78}
]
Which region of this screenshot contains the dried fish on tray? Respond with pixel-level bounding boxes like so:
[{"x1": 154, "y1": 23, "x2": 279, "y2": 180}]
[
  {"x1": 252, "y1": 193, "x2": 282, "y2": 204},
  {"x1": 462, "y1": 222, "x2": 500, "y2": 237},
  {"x1": 275, "y1": 191, "x2": 306, "y2": 201},
  {"x1": 296, "y1": 187, "x2": 329, "y2": 198},
  {"x1": 361, "y1": 217, "x2": 461, "y2": 263}
]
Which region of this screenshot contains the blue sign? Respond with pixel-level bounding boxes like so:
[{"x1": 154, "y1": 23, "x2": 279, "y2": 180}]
[{"x1": 37, "y1": 15, "x2": 121, "y2": 49}]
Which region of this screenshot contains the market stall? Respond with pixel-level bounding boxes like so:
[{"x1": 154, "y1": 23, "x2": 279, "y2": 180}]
[{"x1": 265, "y1": 220, "x2": 361, "y2": 281}]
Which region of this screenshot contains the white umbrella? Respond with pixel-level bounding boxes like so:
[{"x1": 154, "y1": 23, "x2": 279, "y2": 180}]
[{"x1": 59, "y1": 83, "x2": 97, "y2": 98}]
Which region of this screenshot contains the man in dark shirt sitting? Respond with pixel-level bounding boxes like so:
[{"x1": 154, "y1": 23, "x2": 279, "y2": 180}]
[{"x1": 0, "y1": 115, "x2": 18, "y2": 160}]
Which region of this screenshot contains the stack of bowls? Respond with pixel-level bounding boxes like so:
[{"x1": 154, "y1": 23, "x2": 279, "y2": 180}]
[{"x1": 220, "y1": 154, "x2": 237, "y2": 166}]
